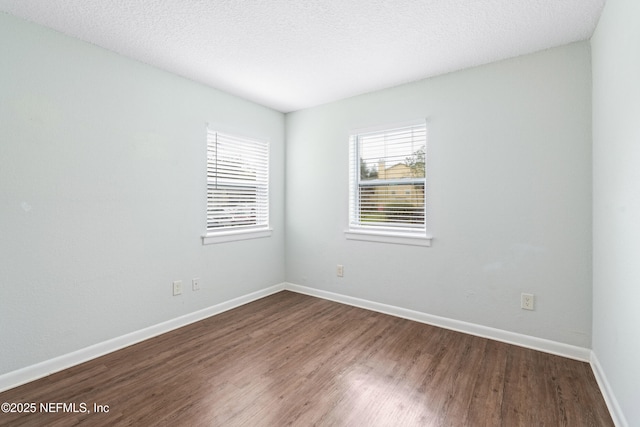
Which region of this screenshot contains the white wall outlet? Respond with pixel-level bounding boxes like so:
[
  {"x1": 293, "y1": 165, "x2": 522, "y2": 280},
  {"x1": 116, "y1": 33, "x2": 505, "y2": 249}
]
[
  {"x1": 192, "y1": 278, "x2": 200, "y2": 291},
  {"x1": 173, "y1": 280, "x2": 183, "y2": 296},
  {"x1": 521, "y1": 293, "x2": 534, "y2": 310},
  {"x1": 337, "y1": 264, "x2": 344, "y2": 277}
]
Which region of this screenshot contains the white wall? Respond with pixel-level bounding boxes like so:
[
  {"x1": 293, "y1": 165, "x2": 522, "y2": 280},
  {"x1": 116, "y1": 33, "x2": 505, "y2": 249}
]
[
  {"x1": 0, "y1": 13, "x2": 285, "y2": 375},
  {"x1": 1, "y1": 8, "x2": 610, "y2": 407},
  {"x1": 286, "y1": 43, "x2": 593, "y2": 348},
  {"x1": 592, "y1": 0, "x2": 640, "y2": 425}
]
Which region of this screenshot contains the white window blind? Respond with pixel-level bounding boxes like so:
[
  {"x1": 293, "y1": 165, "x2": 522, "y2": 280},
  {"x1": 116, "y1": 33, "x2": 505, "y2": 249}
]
[
  {"x1": 349, "y1": 121, "x2": 427, "y2": 235},
  {"x1": 206, "y1": 130, "x2": 269, "y2": 233}
]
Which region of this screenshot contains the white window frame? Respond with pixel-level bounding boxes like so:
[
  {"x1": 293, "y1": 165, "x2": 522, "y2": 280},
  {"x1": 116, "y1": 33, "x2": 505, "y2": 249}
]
[
  {"x1": 345, "y1": 119, "x2": 432, "y2": 247},
  {"x1": 202, "y1": 129, "x2": 272, "y2": 245}
]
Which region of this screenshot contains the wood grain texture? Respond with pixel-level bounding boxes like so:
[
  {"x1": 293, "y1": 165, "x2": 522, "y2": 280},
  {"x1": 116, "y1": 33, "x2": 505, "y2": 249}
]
[{"x1": 0, "y1": 291, "x2": 613, "y2": 426}]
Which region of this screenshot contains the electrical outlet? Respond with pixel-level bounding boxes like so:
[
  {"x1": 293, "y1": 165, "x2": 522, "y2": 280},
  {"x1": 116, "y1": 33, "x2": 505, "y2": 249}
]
[
  {"x1": 337, "y1": 264, "x2": 344, "y2": 277},
  {"x1": 192, "y1": 278, "x2": 201, "y2": 291},
  {"x1": 173, "y1": 280, "x2": 183, "y2": 296},
  {"x1": 521, "y1": 293, "x2": 534, "y2": 310}
]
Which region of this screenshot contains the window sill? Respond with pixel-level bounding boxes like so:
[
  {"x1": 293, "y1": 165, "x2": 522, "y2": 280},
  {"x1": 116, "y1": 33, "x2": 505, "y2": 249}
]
[
  {"x1": 202, "y1": 228, "x2": 272, "y2": 245},
  {"x1": 345, "y1": 229, "x2": 432, "y2": 247}
]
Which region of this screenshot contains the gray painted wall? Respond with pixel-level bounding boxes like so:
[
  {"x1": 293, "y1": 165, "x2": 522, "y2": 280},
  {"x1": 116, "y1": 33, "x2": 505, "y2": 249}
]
[
  {"x1": 285, "y1": 43, "x2": 593, "y2": 348},
  {"x1": 592, "y1": 0, "x2": 640, "y2": 425},
  {"x1": 0, "y1": 13, "x2": 286, "y2": 374}
]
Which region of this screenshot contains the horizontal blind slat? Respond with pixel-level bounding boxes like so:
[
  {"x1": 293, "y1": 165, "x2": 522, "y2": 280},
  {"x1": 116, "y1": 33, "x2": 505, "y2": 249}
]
[
  {"x1": 206, "y1": 130, "x2": 269, "y2": 232},
  {"x1": 349, "y1": 122, "x2": 427, "y2": 232}
]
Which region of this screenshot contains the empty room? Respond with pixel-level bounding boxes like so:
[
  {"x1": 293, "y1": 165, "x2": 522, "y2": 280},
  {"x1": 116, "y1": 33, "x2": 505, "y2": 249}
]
[{"x1": 0, "y1": 0, "x2": 638, "y2": 426}]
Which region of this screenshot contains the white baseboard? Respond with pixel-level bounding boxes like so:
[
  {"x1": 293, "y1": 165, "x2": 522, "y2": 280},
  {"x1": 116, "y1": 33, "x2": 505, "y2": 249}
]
[
  {"x1": 284, "y1": 283, "x2": 628, "y2": 425},
  {"x1": 283, "y1": 283, "x2": 592, "y2": 362},
  {"x1": 3, "y1": 281, "x2": 621, "y2": 425},
  {"x1": 590, "y1": 352, "x2": 628, "y2": 427},
  {"x1": 0, "y1": 283, "x2": 285, "y2": 393}
]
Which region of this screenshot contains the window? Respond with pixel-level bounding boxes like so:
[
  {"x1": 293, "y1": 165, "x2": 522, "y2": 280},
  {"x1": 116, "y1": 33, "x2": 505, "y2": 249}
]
[
  {"x1": 346, "y1": 120, "x2": 431, "y2": 246},
  {"x1": 203, "y1": 129, "x2": 271, "y2": 244}
]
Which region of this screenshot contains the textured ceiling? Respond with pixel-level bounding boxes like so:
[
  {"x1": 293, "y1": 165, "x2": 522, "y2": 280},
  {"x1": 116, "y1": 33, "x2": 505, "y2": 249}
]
[{"x1": 0, "y1": 0, "x2": 605, "y2": 112}]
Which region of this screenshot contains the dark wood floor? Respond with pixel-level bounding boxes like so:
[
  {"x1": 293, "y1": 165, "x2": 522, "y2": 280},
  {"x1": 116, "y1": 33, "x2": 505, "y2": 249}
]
[{"x1": 0, "y1": 291, "x2": 613, "y2": 426}]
